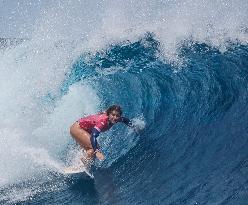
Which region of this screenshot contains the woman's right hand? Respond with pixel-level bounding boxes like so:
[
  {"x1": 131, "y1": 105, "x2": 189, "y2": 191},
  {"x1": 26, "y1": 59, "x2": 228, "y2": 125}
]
[{"x1": 95, "y1": 150, "x2": 105, "y2": 161}]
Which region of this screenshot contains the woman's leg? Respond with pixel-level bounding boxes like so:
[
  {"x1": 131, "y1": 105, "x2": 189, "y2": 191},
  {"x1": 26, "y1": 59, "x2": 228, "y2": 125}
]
[{"x1": 70, "y1": 122, "x2": 94, "y2": 159}]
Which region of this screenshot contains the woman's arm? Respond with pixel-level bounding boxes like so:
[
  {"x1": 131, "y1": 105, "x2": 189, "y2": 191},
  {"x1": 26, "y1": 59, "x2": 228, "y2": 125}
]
[
  {"x1": 90, "y1": 128, "x2": 105, "y2": 160},
  {"x1": 120, "y1": 117, "x2": 133, "y2": 127},
  {"x1": 90, "y1": 128, "x2": 100, "y2": 152},
  {"x1": 121, "y1": 117, "x2": 143, "y2": 133}
]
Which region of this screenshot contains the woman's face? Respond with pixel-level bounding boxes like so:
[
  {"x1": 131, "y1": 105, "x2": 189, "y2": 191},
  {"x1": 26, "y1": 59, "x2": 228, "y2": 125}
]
[{"x1": 108, "y1": 110, "x2": 121, "y2": 124}]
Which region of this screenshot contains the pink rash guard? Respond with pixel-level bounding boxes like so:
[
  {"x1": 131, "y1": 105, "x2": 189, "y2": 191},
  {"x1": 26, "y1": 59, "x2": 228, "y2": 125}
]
[
  {"x1": 78, "y1": 113, "x2": 113, "y2": 133},
  {"x1": 77, "y1": 112, "x2": 131, "y2": 151}
]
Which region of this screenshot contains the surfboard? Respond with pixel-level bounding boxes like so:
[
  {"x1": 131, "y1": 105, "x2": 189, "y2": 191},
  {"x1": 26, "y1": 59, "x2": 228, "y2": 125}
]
[{"x1": 64, "y1": 166, "x2": 94, "y2": 178}]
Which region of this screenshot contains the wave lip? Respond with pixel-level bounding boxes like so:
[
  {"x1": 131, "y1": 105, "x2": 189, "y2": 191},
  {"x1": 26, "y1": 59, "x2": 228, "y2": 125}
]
[{"x1": 0, "y1": 0, "x2": 248, "y2": 202}]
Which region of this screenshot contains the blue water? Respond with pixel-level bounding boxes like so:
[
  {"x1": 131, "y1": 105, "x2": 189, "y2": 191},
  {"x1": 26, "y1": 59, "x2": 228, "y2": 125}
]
[
  {"x1": 68, "y1": 40, "x2": 248, "y2": 205},
  {"x1": 1, "y1": 1, "x2": 248, "y2": 204},
  {"x1": 4, "y1": 37, "x2": 247, "y2": 205}
]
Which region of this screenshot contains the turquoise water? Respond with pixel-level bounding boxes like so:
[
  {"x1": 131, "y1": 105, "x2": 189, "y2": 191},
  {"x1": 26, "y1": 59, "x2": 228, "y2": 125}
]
[{"x1": 0, "y1": 1, "x2": 248, "y2": 204}]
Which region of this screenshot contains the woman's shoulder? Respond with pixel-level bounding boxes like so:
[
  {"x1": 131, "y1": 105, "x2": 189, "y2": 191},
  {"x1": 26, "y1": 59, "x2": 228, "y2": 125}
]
[
  {"x1": 98, "y1": 111, "x2": 107, "y2": 115},
  {"x1": 98, "y1": 112, "x2": 108, "y2": 120},
  {"x1": 88, "y1": 112, "x2": 106, "y2": 120},
  {"x1": 95, "y1": 113, "x2": 109, "y2": 128}
]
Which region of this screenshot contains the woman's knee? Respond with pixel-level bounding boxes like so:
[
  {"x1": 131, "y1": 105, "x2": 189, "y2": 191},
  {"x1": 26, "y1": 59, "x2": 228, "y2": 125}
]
[
  {"x1": 69, "y1": 125, "x2": 75, "y2": 137},
  {"x1": 70, "y1": 122, "x2": 78, "y2": 137},
  {"x1": 87, "y1": 149, "x2": 94, "y2": 155}
]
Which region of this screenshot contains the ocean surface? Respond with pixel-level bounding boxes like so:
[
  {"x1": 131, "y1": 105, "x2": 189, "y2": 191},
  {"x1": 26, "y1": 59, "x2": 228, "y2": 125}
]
[{"x1": 0, "y1": 1, "x2": 248, "y2": 204}]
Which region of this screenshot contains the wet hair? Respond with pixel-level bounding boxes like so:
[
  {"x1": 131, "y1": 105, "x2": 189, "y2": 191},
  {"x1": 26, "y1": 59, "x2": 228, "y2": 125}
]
[{"x1": 106, "y1": 105, "x2": 122, "y2": 116}]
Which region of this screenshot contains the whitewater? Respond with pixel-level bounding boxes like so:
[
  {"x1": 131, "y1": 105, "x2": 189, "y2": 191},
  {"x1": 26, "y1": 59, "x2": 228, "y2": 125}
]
[{"x1": 0, "y1": 0, "x2": 248, "y2": 204}]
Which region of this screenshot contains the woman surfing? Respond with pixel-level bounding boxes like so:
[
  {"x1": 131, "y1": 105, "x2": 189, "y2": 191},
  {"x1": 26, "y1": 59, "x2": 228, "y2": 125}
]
[{"x1": 70, "y1": 105, "x2": 133, "y2": 162}]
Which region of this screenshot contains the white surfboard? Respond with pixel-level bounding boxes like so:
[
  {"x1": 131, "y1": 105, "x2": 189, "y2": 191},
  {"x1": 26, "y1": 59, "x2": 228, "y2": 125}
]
[{"x1": 64, "y1": 166, "x2": 94, "y2": 178}]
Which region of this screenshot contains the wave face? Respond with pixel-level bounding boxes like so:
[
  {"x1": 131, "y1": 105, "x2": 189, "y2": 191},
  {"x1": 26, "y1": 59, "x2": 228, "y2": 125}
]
[
  {"x1": 1, "y1": 0, "x2": 248, "y2": 204},
  {"x1": 98, "y1": 40, "x2": 248, "y2": 205}
]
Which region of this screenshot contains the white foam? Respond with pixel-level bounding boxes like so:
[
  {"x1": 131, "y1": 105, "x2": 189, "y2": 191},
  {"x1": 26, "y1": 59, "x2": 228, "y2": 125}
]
[
  {"x1": 0, "y1": 38, "x2": 99, "y2": 188},
  {"x1": 0, "y1": 187, "x2": 38, "y2": 204},
  {"x1": 32, "y1": 82, "x2": 100, "y2": 155},
  {"x1": 28, "y1": 0, "x2": 248, "y2": 58}
]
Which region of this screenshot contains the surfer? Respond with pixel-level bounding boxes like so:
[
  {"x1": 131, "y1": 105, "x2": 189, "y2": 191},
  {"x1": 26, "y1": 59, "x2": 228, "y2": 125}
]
[{"x1": 70, "y1": 105, "x2": 133, "y2": 162}]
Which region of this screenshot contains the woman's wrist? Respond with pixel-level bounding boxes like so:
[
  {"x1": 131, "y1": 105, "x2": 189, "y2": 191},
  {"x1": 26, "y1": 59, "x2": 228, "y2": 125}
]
[{"x1": 94, "y1": 149, "x2": 100, "y2": 154}]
